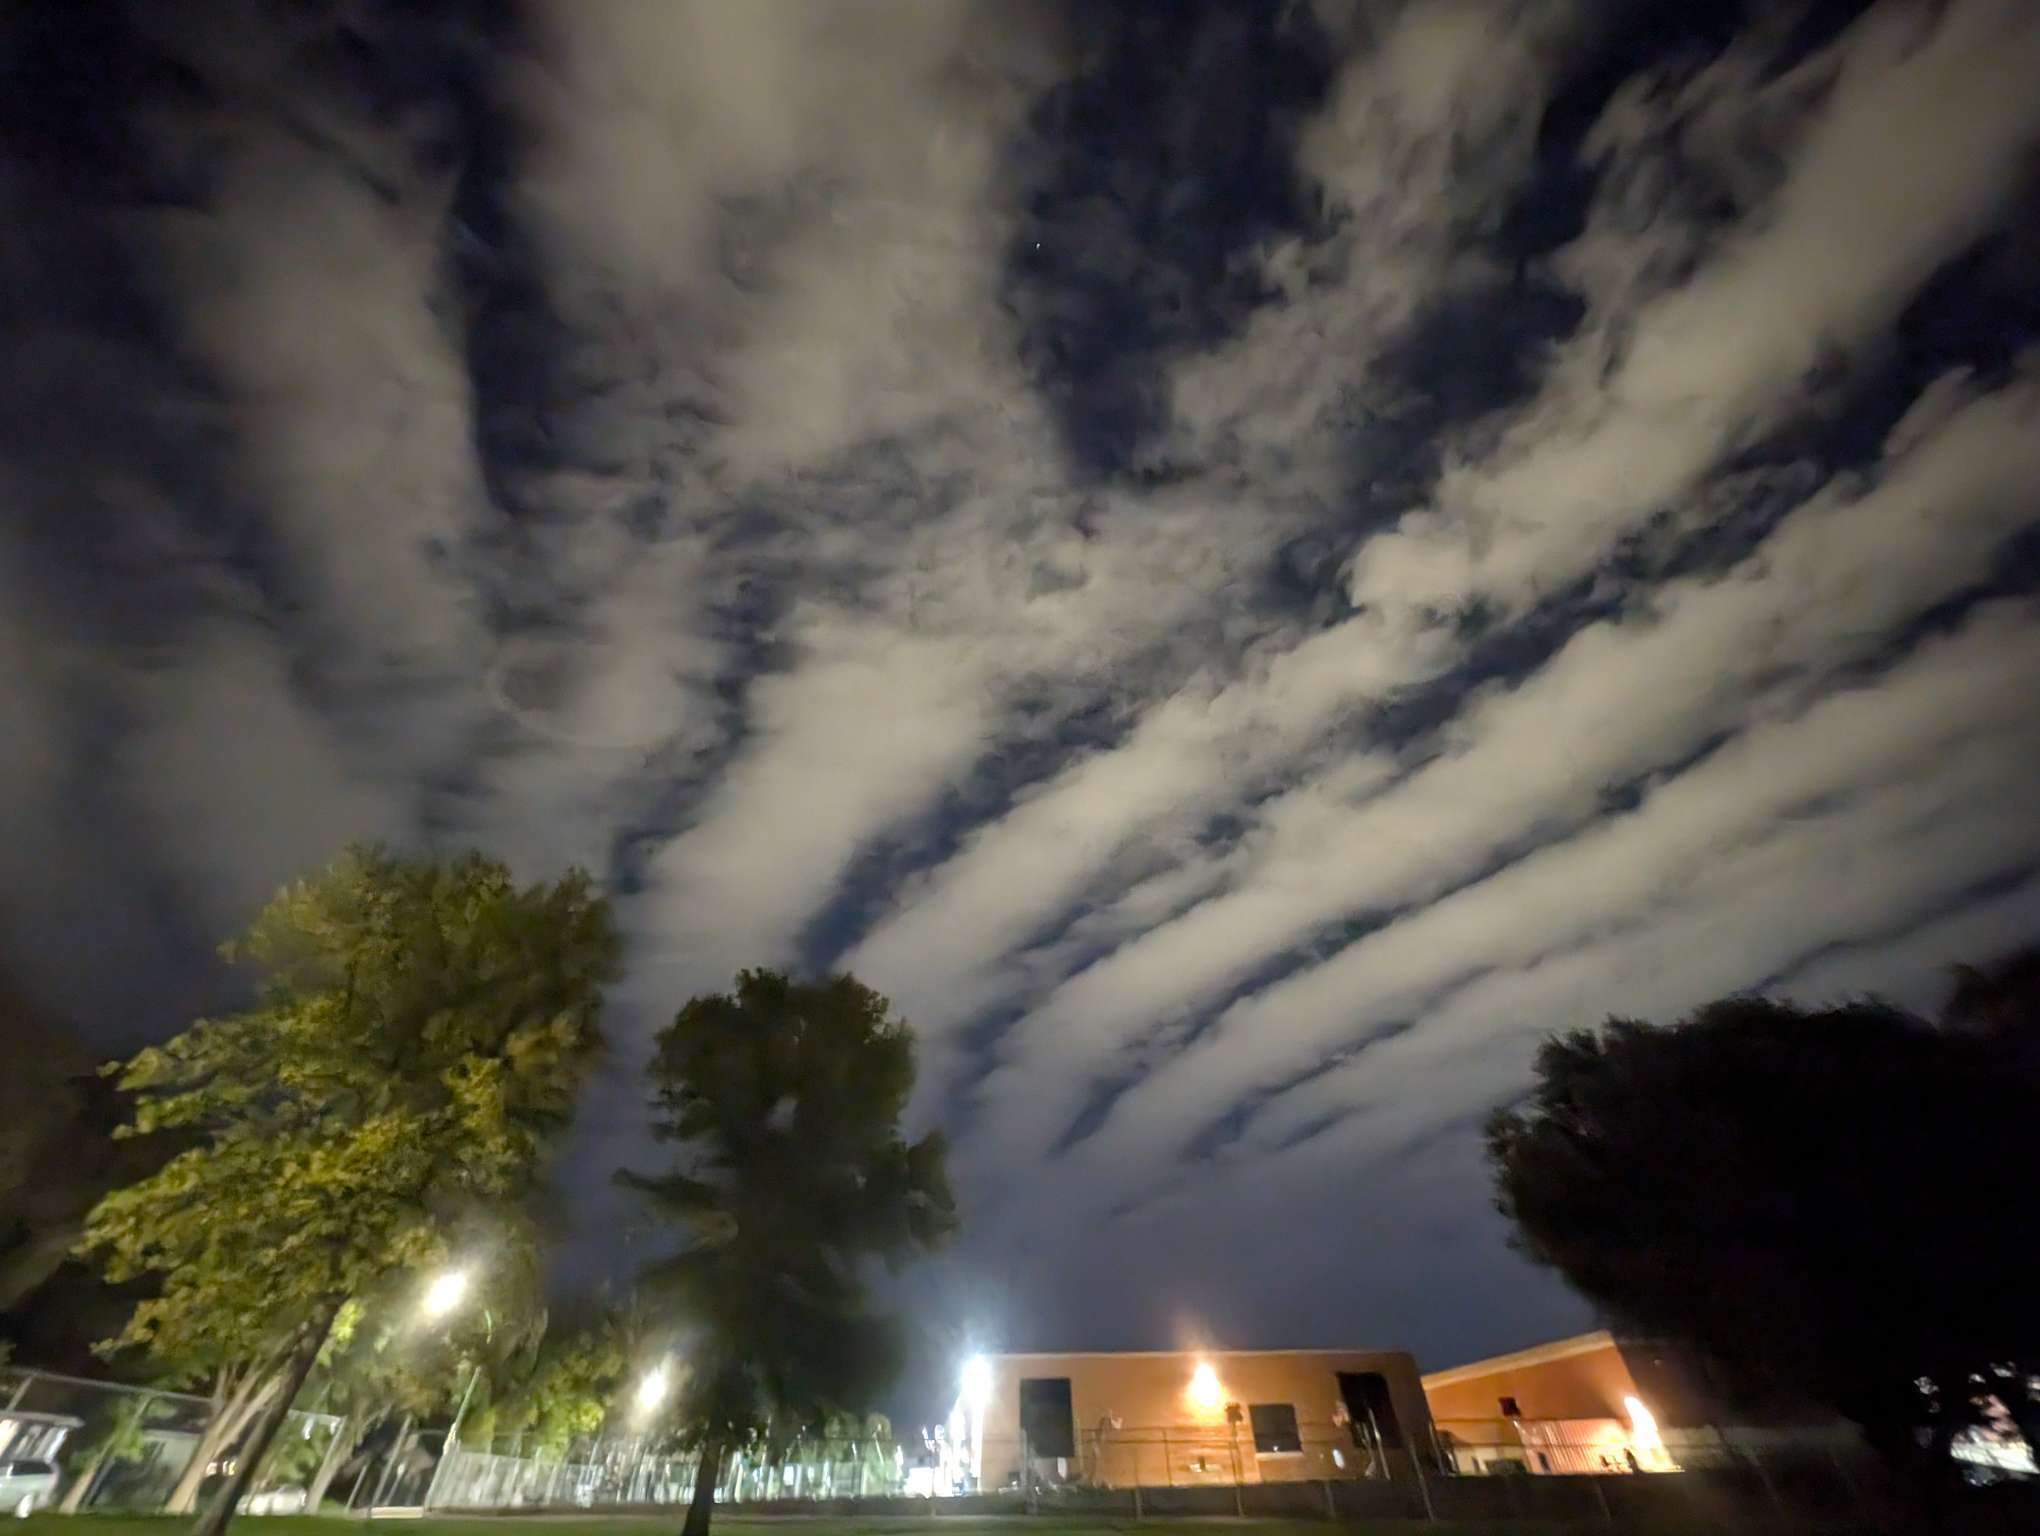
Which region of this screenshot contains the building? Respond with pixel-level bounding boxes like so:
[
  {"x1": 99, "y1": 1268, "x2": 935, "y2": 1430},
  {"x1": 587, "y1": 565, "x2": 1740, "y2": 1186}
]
[
  {"x1": 0, "y1": 1406, "x2": 81, "y2": 1465},
  {"x1": 1420, "y1": 1329, "x2": 1711, "y2": 1475},
  {"x1": 956, "y1": 1349, "x2": 1433, "y2": 1492}
]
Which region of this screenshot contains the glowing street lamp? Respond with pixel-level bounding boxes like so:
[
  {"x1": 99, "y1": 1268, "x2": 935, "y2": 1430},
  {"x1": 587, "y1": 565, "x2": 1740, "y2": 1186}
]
[
  {"x1": 961, "y1": 1356, "x2": 993, "y2": 1411},
  {"x1": 413, "y1": 1269, "x2": 486, "y2": 1512},
  {"x1": 958, "y1": 1355, "x2": 994, "y2": 1491},
  {"x1": 420, "y1": 1269, "x2": 470, "y2": 1320},
  {"x1": 636, "y1": 1364, "x2": 671, "y2": 1416},
  {"x1": 1186, "y1": 1361, "x2": 1224, "y2": 1417}
]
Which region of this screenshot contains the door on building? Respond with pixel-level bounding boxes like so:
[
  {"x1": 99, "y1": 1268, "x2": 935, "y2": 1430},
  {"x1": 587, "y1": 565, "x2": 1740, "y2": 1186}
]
[
  {"x1": 1336, "y1": 1372, "x2": 1404, "y2": 1451},
  {"x1": 1018, "y1": 1378, "x2": 1076, "y2": 1460}
]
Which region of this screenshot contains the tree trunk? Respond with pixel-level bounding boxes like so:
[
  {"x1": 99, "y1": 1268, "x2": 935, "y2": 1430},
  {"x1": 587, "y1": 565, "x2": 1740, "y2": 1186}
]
[
  {"x1": 167, "y1": 1366, "x2": 283, "y2": 1514},
  {"x1": 59, "y1": 1432, "x2": 117, "y2": 1514},
  {"x1": 191, "y1": 1301, "x2": 341, "y2": 1536},
  {"x1": 304, "y1": 1414, "x2": 354, "y2": 1511},
  {"x1": 683, "y1": 1436, "x2": 724, "y2": 1536}
]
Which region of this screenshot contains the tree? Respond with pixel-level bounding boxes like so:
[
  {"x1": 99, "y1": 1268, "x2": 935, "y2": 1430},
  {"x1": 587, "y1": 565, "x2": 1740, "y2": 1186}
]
[
  {"x1": 484, "y1": 1307, "x2": 631, "y2": 1457},
  {"x1": 0, "y1": 967, "x2": 171, "y2": 1322},
  {"x1": 55, "y1": 1387, "x2": 182, "y2": 1513},
  {"x1": 620, "y1": 970, "x2": 956, "y2": 1536},
  {"x1": 294, "y1": 1220, "x2": 547, "y2": 1509},
  {"x1": 1487, "y1": 983, "x2": 2040, "y2": 1473},
  {"x1": 78, "y1": 846, "x2": 618, "y2": 1536}
]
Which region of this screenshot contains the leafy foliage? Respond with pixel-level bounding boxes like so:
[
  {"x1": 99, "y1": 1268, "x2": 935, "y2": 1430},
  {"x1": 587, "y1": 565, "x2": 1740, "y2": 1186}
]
[
  {"x1": 301, "y1": 1216, "x2": 547, "y2": 1488},
  {"x1": 1, "y1": 966, "x2": 170, "y2": 1325},
  {"x1": 81, "y1": 846, "x2": 618, "y2": 1374},
  {"x1": 481, "y1": 1305, "x2": 633, "y2": 1454},
  {"x1": 75, "y1": 846, "x2": 617, "y2": 1531},
  {"x1": 621, "y1": 970, "x2": 956, "y2": 1532},
  {"x1": 1488, "y1": 978, "x2": 2040, "y2": 1459}
]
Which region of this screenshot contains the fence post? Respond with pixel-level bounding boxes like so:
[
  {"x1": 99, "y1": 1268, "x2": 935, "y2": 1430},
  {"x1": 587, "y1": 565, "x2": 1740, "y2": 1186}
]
[
  {"x1": 1322, "y1": 1477, "x2": 1336, "y2": 1522},
  {"x1": 1161, "y1": 1428, "x2": 1172, "y2": 1487},
  {"x1": 1229, "y1": 1422, "x2": 1244, "y2": 1518},
  {"x1": 368, "y1": 1414, "x2": 414, "y2": 1511},
  {"x1": 1591, "y1": 1474, "x2": 1613, "y2": 1526}
]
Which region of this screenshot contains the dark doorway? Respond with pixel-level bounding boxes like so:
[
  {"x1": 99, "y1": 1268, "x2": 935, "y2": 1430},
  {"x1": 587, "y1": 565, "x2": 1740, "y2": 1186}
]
[
  {"x1": 1336, "y1": 1371, "x2": 1403, "y2": 1450},
  {"x1": 1018, "y1": 1377, "x2": 1076, "y2": 1459}
]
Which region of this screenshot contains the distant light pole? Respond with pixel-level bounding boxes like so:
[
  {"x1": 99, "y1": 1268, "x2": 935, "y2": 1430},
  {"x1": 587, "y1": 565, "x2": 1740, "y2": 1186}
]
[
  {"x1": 961, "y1": 1357, "x2": 993, "y2": 1490},
  {"x1": 375, "y1": 1267, "x2": 485, "y2": 1515}
]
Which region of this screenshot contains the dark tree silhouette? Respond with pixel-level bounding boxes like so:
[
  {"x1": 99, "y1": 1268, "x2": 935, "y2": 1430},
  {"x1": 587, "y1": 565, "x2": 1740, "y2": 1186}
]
[
  {"x1": 1487, "y1": 971, "x2": 2040, "y2": 1474},
  {"x1": 621, "y1": 970, "x2": 956, "y2": 1536}
]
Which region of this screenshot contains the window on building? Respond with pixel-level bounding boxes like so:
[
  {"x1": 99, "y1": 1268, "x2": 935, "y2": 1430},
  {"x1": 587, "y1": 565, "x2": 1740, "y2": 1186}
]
[{"x1": 1249, "y1": 1402, "x2": 1302, "y2": 1455}]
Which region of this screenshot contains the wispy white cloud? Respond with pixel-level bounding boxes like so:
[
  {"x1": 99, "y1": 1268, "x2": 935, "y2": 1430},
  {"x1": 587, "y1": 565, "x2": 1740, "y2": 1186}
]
[
  {"x1": 1351, "y1": 0, "x2": 2040, "y2": 629},
  {"x1": 1001, "y1": 361, "x2": 2040, "y2": 1183},
  {"x1": 6, "y1": 0, "x2": 2037, "y2": 1358}
]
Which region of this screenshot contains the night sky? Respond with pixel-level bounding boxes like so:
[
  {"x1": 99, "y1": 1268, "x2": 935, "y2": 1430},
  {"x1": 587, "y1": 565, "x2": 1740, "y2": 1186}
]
[{"x1": 4, "y1": 0, "x2": 2039, "y2": 1375}]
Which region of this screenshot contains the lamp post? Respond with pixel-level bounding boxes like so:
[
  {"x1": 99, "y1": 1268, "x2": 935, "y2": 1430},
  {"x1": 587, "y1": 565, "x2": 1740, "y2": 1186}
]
[
  {"x1": 960, "y1": 1356, "x2": 992, "y2": 1492},
  {"x1": 422, "y1": 1305, "x2": 495, "y2": 1511},
  {"x1": 625, "y1": 1364, "x2": 671, "y2": 1504},
  {"x1": 371, "y1": 1267, "x2": 484, "y2": 1516}
]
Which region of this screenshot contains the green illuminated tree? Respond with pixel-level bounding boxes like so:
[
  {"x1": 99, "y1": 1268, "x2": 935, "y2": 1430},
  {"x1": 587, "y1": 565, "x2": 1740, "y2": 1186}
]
[
  {"x1": 621, "y1": 970, "x2": 956, "y2": 1536},
  {"x1": 472, "y1": 1296, "x2": 638, "y2": 1458},
  {"x1": 1488, "y1": 980, "x2": 2040, "y2": 1474},
  {"x1": 78, "y1": 846, "x2": 618, "y2": 1536}
]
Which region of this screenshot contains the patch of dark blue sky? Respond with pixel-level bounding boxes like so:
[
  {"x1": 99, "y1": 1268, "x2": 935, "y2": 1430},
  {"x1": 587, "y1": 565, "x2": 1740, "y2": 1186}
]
[{"x1": 1004, "y1": 0, "x2": 1337, "y2": 479}]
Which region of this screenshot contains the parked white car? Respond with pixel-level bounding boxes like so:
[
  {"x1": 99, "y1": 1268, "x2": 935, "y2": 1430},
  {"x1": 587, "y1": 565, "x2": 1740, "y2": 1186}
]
[
  {"x1": 0, "y1": 1459, "x2": 59, "y2": 1518},
  {"x1": 241, "y1": 1483, "x2": 309, "y2": 1515}
]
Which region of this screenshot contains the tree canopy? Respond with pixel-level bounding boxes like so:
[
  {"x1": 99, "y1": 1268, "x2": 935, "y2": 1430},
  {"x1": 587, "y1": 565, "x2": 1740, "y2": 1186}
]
[
  {"x1": 620, "y1": 969, "x2": 956, "y2": 1536},
  {"x1": 78, "y1": 846, "x2": 618, "y2": 1532},
  {"x1": 1487, "y1": 975, "x2": 2040, "y2": 1465},
  {"x1": 477, "y1": 1301, "x2": 635, "y2": 1455},
  {"x1": 1, "y1": 966, "x2": 168, "y2": 1328}
]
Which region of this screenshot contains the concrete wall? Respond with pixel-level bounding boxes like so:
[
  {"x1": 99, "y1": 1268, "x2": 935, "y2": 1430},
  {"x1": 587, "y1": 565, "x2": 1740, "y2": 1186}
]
[
  {"x1": 1421, "y1": 1330, "x2": 1640, "y2": 1425},
  {"x1": 975, "y1": 1349, "x2": 1431, "y2": 1489}
]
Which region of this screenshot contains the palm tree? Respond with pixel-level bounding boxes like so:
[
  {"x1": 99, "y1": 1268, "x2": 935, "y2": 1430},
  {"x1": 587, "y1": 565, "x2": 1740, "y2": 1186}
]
[{"x1": 619, "y1": 970, "x2": 956, "y2": 1536}]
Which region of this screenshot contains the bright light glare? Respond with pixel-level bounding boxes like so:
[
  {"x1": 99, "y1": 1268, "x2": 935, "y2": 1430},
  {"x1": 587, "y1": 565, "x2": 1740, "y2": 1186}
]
[
  {"x1": 420, "y1": 1269, "x2": 469, "y2": 1319},
  {"x1": 1623, "y1": 1395, "x2": 1662, "y2": 1452},
  {"x1": 636, "y1": 1364, "x2": 670, "y2": 1414},
  {"x1": 1186, "y1": 1361, "x2": 1224, "y2": 1415},
  {"x1": 961, "y1": 1355, "x2": 993, "y2": 1409}
]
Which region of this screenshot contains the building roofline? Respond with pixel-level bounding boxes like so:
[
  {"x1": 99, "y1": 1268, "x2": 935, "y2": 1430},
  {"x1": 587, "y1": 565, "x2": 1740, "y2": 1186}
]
[
  {"x1": 1419, "y1": 1330, "x2": 1619, "y2": 1389},
  {"x1": 988, "y1": 1348, "x2": 1407, "y2": 1361}
]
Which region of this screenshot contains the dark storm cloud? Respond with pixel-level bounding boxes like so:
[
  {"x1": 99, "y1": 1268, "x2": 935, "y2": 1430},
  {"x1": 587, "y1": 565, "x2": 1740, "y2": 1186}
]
[{"x1": 5, "y1": 0, "x2": 2039, "y2": 1367}]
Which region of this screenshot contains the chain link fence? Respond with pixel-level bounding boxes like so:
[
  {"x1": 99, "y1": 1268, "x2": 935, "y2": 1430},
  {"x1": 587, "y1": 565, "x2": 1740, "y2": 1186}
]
[
  {"x1": 419, "y1": 1413, "x2": 1922, "y2": 1529},
  {"x1": 428, "y1": 1430, "x2": 909, "y2": 1510},
  {"x1": 0, "y1": 1365, "x2": 342, "y2": 1513}
]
